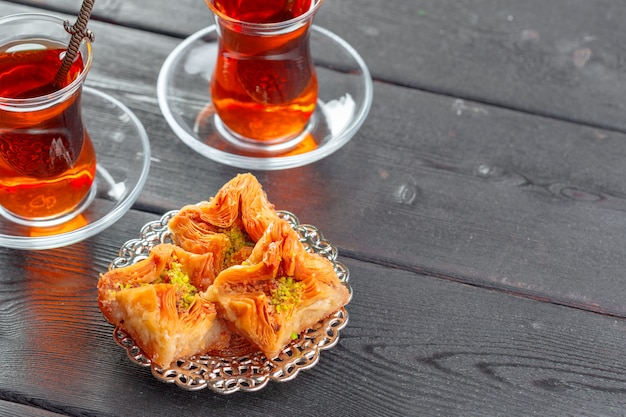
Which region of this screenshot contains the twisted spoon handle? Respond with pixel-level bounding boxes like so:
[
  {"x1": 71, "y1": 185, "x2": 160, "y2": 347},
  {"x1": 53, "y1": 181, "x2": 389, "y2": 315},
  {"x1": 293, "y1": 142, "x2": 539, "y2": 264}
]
[{"x1": 54, "y1": 0, "x2": 96, "y2": 86}]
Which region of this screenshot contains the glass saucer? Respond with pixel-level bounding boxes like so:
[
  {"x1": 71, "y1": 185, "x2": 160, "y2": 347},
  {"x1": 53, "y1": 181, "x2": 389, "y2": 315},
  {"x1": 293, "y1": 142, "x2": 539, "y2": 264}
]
[
  {"x1": 0, "y1": 87, "x2": 151, "y2": 250},
  {"x1": 157, "y1": 25, "x2": 373, "y2": 170}
]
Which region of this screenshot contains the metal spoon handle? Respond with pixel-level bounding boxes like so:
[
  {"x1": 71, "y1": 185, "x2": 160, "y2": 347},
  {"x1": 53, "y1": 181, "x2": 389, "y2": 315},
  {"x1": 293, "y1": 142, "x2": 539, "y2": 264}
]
[{"x1": 54, "y1": 0, "x2": 96, "y2": 86}]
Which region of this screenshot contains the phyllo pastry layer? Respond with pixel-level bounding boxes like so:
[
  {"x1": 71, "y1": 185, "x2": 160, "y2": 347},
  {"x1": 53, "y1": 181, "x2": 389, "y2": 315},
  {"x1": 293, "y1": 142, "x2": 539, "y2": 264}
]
[
  {"x1": 168, "y1": 173, "x2": 280, "y2": 266},
  {"x1": 98, "y1": 244, "x2": 229, "y2": 368}
]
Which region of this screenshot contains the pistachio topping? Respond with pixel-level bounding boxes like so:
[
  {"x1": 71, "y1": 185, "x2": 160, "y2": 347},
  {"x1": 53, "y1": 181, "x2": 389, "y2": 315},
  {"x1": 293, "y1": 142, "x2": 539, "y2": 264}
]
[
  {"x1": 160, "y1": 255, "x2": 197, "y2": 311},
  {"x1": 270, "y1": 277, "x2": 304, "y2": 314},
  {"x1": 220, "y1": 225, "x2": 255, "y2": 267}
]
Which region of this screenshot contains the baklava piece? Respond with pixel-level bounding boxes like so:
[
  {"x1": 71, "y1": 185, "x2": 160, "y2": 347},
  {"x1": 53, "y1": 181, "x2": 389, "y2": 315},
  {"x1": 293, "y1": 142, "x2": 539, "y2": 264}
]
[
  {"x1": 206, "y1": 218, "x2": 350, "y2": 359},
  {"x1": 98, "y1": 244, "x2": 229, "y2": 367}
]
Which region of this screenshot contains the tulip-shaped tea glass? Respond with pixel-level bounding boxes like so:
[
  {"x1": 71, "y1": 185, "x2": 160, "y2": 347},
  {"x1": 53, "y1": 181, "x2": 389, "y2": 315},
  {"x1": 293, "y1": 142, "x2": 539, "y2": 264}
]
[
  {"x1": 0, "y1": 13, "x2": 96, "y2": 226},
  {"x1": 204, "y1": 0, "x2": 323, "y2": 151}
]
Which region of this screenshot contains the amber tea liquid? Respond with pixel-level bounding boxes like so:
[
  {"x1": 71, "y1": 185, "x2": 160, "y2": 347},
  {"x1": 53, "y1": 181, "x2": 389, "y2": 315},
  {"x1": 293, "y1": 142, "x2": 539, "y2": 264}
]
[
  {"x1": 208, "y1": 0, "x2": 319, "y2": 143},
  {"x1": 0, "y1": 40, "x2": 96, "y2": 221}
]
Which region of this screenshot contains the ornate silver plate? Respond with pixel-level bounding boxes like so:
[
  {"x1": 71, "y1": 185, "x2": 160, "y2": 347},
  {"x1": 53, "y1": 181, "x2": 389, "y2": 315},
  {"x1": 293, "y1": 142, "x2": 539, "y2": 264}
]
[{"x1": 109, "y1": 210, "x2": 351, "y2": 394}]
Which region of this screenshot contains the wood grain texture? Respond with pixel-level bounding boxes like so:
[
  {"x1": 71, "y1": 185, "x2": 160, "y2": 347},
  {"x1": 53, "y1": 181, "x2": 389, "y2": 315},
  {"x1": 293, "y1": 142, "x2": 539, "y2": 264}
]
[
  {"x1": 0, "y1": 400, "x2": 68, "y2": 417},
  {"x1": 3, "y1": 1, "x2": 626, "y2": 415},
  {"x1": 2, "y1": 209, "x2": 626, "y2": 416}
]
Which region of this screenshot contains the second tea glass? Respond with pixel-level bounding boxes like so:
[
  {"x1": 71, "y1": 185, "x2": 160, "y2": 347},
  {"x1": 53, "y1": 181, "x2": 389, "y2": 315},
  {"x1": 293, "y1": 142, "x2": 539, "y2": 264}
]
[{"x1": 205, "y1": 0, "x2": 323, "y2": 150}]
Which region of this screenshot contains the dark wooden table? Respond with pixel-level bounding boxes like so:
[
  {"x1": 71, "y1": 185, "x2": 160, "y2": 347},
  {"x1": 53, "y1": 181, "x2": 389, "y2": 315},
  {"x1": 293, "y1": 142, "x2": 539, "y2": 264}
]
[{"x1": 2, "y1": 0, "x2": 626, "y2": 415}]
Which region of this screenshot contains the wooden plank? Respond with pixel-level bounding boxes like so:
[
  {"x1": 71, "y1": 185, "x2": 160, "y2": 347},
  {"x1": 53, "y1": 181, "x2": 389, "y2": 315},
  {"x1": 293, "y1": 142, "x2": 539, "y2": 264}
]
[
  {"x1": 5, "y1": 2, "x2": 626, "y2": 416},
  {"x1": 0, "y1": 400, "x2": 68, "y2": 417},
  {"x1": 7, "y1": 0, "x2": 626, "y2": 132},
  {"x1": 2, "y1": 209, "x2": 626, "y2": 416}
]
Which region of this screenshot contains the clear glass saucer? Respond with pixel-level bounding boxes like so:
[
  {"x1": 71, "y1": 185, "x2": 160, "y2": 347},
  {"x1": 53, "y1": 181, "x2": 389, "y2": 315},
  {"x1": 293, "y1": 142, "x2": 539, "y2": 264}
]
[
  {"x1": 157, "y1": 25, "x2": 373, "y2": 170},
  {"x1": 0, "y1": 87, "x2": 151, "y2": 250}
]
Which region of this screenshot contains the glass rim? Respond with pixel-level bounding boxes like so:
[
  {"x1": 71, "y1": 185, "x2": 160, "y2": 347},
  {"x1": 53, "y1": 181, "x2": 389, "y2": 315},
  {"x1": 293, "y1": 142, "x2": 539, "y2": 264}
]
[
  {"x1": 205, "y1": 0, "x2": 323, "y2": 30},
  {"x1": 0, "y1": 12, "x2": 93, "y2": 107}
]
